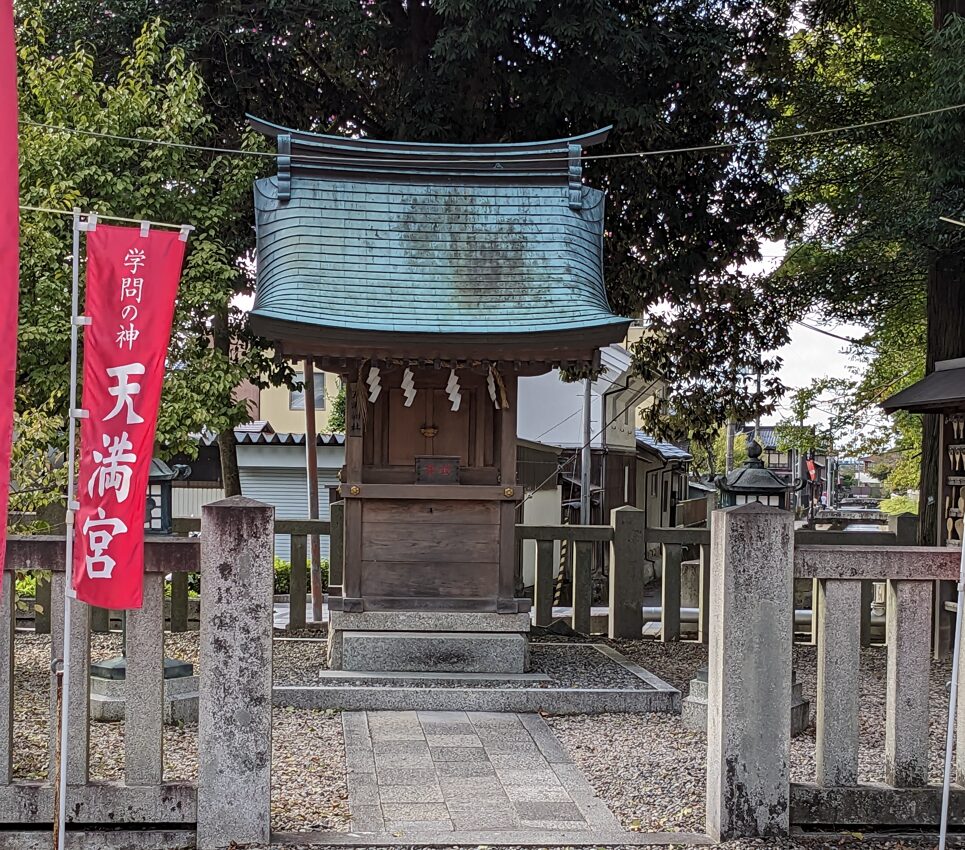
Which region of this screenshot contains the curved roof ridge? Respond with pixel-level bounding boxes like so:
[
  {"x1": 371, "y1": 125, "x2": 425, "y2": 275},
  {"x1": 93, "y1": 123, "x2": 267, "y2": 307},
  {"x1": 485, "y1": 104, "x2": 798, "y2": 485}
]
[{"x1": 247, "y1": 115, "x2": 612, "y2": 153}]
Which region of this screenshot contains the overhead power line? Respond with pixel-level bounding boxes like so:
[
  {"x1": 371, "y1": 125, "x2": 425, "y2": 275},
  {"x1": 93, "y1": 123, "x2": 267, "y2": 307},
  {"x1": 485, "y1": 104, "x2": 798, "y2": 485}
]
[
  {"x1": 18, "y1": 102, "x2": 965, "y2": 168},
  {"x1": 793, "y1": 320, "x2": 868, "y2": 345}
]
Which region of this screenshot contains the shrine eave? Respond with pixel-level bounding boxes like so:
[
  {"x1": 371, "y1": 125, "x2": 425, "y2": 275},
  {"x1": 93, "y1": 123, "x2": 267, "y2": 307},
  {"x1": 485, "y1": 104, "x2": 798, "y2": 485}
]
[{"x1": 248, "y1": 314, "x2": 630, "y2": 373}]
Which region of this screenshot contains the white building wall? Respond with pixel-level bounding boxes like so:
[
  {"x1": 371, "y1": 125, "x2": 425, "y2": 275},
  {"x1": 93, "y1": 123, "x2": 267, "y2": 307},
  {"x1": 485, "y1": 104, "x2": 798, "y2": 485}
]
[{"x1": 520, "y1": 485, "x2": 563, "y2": 589}]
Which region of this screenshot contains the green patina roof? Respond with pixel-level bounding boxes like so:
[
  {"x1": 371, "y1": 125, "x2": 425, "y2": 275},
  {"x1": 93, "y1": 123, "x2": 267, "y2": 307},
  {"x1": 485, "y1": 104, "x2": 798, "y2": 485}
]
[{"x1": 249, "y1": 118, "x2": 628, "y2": 339}]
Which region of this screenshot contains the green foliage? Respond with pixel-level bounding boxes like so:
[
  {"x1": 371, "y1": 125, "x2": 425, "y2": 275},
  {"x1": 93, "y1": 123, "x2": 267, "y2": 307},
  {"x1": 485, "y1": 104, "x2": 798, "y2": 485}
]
[
  {"x1": 273, "y1": 555, "x2": 328, "y2": 595},
  {"x1": 327, "y1": 384, "x2": 346, "y2": 434},
  {"x1": 766, "y1": 0, "x2": 965, "y2": 498},
  {"x1": 40, "y1": 0, "x2": 799, "y2": 445},
  {"x1": 879, "y1": 494, "x2": 919, "y2": 516},
  {"x1": 14, "y1": 11, "x2": 291, "y2": 481}
]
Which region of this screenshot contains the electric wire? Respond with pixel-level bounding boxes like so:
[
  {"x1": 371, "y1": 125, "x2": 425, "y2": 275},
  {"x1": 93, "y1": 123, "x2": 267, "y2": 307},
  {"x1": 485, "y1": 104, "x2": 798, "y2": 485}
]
[
  {"x1": 18, "y1": 102, "x2": 965, "y2": 168},
  {"x1": 515, "y1": 376, "x2": 664, "y2": 513}
]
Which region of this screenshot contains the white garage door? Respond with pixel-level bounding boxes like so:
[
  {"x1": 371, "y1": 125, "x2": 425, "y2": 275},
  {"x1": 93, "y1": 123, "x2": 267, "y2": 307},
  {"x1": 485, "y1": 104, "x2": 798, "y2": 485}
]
[{"x1": 239, "y1": 467, "x2": 339, "y2": 561}]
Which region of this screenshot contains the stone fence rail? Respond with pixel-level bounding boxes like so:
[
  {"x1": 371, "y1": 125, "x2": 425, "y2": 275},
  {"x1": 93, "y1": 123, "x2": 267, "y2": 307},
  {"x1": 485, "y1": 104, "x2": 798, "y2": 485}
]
[
  {"x1": 704, "y1": 503, "x2": 963, "y2": 840},
  {"x1": 0, "y1": 496, "x2": 276, "y2": 849}
]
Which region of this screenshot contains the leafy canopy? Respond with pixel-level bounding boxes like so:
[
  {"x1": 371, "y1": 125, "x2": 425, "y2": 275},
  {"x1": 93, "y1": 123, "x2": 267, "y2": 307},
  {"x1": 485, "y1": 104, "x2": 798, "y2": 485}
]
[
  {"x1": 42, "y1": 0, "x2": 797, "y2": 443},
  {"x1": 15, "y1": 12, "x2": 287, "y2": 479}
]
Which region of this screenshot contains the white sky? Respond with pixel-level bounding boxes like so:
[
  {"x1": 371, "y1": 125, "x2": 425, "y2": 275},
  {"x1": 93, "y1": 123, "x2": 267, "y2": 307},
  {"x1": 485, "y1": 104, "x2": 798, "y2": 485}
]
[{"x1": 746, "y1": 241, "x2": 867, "y2": 423}]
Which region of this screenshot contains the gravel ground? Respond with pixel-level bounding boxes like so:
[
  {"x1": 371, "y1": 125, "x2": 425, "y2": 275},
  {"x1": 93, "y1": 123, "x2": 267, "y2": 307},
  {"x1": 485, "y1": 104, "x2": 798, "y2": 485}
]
[
  {"x1": 10, "y1": 630, "x2": 959, "y2": 846},
  {"x1": 12, "y1": 632, "x2": 349, "y2": 833},
  {"x1": 549, "y1": 639, "x2": 956, "y2": 836},
  {"x1": 272, "y1": 640, "x2": 652, "y2": 689}
]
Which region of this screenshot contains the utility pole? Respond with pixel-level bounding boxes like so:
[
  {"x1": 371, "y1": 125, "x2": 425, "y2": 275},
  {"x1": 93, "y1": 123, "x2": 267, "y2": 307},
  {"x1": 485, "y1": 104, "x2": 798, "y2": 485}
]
[
  {"x1": 302, "y1": 359, "x2": 324, "y2": 623},
  {"x1": 580, "y1": 378, "x2": 592, "y2": 525},
  {"x1": 725, "y1": 417, "x2": 736, "y2": 473}
]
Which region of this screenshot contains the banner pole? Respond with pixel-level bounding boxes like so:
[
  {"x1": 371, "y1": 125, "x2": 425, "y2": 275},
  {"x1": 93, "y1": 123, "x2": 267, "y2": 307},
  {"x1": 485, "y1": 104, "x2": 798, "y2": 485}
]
[{"x1": 55, "y1": 208, "x2": 85, "y2": 850}]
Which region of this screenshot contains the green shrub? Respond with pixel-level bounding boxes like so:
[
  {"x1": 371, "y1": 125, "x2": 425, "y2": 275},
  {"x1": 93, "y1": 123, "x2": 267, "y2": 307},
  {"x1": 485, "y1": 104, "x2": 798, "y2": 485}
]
[{"x1": 274, "y1": 556, "x2": 328, "y2": 595}]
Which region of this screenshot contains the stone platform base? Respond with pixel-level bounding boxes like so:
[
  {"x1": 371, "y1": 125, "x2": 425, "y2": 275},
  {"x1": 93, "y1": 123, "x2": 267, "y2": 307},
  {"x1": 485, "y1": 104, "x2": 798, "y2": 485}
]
[
  {"x1": 328, "y1": 611, "x2": 531, "y2": 674},
  {"x1": 682, "y1": 669, "x2": 810, "y2": 737},
  {"x1": 342, "y1": 631, "x2": 528, "y2": 674},
  {"x1": 90, "y1": 673, "x2": 199, "y2": 723}
]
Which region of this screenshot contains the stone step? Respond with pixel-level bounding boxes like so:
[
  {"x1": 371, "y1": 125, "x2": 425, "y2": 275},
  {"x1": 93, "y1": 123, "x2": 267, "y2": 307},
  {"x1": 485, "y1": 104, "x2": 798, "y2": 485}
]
[
  {"x1": 311, "y1": 669, "x2": 551, "y2": 686},
  {"x1": 340, "y1": 630, "x2": 528, "y2": 674}
]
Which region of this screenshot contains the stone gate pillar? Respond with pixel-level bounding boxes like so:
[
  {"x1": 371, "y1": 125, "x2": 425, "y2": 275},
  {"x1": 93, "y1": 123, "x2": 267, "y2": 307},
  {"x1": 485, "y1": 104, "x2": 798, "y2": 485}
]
[
  {"x1": 705, "y1": 502, "x2": 793, "y2": 841},
  {"x1": 197, "y1": 496, "x2": 275, "y2": 849}
]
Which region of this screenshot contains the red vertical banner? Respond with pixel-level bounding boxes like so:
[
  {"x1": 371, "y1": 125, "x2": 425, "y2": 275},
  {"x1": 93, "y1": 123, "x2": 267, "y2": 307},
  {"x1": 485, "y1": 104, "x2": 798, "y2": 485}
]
[
  {"x1": 73, "y1": 224, "x2": 186, "y2": 609},
  {"x1": 0, "y1": 0, "x2": 19, "y2": 579}
]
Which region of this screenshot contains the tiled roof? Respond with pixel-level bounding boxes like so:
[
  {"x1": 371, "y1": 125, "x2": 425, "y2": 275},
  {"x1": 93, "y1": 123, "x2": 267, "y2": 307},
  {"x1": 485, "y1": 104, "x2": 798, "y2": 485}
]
[
  {"x1": 249, "y1": 120, "x2": 628, "y2": 338},
  {"x1": 635, "y1": 431, "x2": 693, "y2": 462}
]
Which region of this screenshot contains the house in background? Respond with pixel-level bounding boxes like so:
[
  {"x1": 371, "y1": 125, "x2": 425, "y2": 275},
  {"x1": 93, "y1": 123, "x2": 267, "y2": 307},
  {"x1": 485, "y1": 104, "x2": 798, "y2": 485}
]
[
  {"x1": 235, "y1": 362, "x2": 338, "y2": 434},
  {"x1": 170, "y1": 422, "x2": 344, "y2": 561}
]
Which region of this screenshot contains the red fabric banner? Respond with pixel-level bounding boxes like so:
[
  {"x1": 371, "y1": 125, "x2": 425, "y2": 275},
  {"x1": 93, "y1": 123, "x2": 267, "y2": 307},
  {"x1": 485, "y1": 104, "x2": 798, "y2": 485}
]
[
  {"x1": 73, "y1": 224, "x2": 186, "y2": 609},
  {"x1": 0, "y1": 0, "x2": 19, "y2": 581}
]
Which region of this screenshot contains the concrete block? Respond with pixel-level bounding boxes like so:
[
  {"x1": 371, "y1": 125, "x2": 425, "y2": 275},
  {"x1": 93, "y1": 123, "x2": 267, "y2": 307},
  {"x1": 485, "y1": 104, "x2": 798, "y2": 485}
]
[
  {"x1": 197, "y1": 497, "x2": 274, "y2": 849},
  {"x1": 341, "y1": 631, "x2": 527, "y2": 674},
  {"x1": 683, "y1": 671, "x2": 808, "y2": 737},
  {"x1": 89, "y1": 674, "x2": 199, "y2": 723}
]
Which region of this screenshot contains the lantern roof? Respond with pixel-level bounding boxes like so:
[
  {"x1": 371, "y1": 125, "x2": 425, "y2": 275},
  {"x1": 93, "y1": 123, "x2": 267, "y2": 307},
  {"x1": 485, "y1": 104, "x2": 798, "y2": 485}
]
[
  {"x1": 717, "y1": 439, "x2": 792, "y2": 495},
  {"x1": 246, "y1": 117, "x2": 629, "y2": 366}
]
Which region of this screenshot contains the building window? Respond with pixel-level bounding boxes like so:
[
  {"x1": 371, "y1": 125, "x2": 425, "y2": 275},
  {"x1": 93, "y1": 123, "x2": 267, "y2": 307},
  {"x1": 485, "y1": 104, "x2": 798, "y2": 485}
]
[{"x1": 290, "y1": 372, "x2": 326, "y2": 411}]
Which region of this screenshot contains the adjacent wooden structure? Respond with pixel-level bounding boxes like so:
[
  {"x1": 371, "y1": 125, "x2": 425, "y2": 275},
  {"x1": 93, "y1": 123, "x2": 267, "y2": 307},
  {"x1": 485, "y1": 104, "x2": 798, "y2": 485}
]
[{"x1": 248, "y1": 118, "x2": 629, "y2": 615}]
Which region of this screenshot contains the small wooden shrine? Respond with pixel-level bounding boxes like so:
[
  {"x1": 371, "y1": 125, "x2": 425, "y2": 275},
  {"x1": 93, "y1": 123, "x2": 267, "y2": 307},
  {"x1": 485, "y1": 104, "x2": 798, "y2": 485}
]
[
  {"x1": 248, "y1": 117, "x2": 629, "y2": 670},
  {"x1": 883, "y1": 357, "x2": 965, "y2": 547}
]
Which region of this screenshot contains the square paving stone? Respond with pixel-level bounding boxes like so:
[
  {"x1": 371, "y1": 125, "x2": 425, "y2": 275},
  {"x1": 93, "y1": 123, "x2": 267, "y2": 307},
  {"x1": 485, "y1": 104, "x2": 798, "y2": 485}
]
[
  {"x1": 421, "y1": 722, "x2": 476, "y2": 737},
  {"x1": 381, "y1": 803, "x2": 452, "y2": 822},
  {"x1": 346, "y1": 777, "x2": 381, "y2": 805},
  {"x1": 447, "y1": 801, "x2": 521, "y2": 831},
  {"x1": 503, "y1": 784, "x2": 573, "y2": 803},
  {"x1": 418, "y1": 710, "x2": 469, "y2": 723},
  {"x1": 383, "y1": 819, "x2": 455, "y2": 833},
  {"x1": 375, "y1": 752, "x2": 435, "y2": 769},
  {"x1": 435, "y1": 760, "x2": 496, "y2": 777},
  {"x1": 370, "y1": 725, "x2": 426, "y2": 742},
  {"x1": 349, "y1": 804, "x2": 384, "y2": 833},
  {"x1": 476, "y1": 726, "x2": 534, "y2": 742},
  {"x1": 379, "y1": 784, "x2": 445, "y2": 804},
  {"x1": 373, "y1": 740, "x2": 431, "y2": 755},
  {"x1": 430, "y1": 746, "x2": 491, "y2": 763},
  {"x1": 488, "y1": 751, "x2": 553, "y2": 770},
  {"x1": 440, "y1": 780, "x2": 510, "y2": 803},
  {"x1": 345, "y1": 749, "x2": 377, "y2": 773},
  {"x1": 424, "y1": 733, "x2": 484, "y2": 748},
  {"x1": 495, "y1": 768, "x2": 562, "y2": 787},
  {"x1": 478, "y1": 738, "x2": 540, "y2": 754},
  {"x1": 467, "y1": 711, "x2": 524, "y2": 727},
  {"x1": 514, "y1": 801, "x2": 588, "y2": 823},
  {"x1": 376, "y1": 767, "x2": 440, "y2": 786}
]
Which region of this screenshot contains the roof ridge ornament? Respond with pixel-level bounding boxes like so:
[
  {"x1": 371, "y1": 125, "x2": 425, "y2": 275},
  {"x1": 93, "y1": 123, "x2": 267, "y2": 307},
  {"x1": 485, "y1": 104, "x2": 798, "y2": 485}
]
[
  {"x1": 568, "y1": 143, "x2": 582, "y2": 210},
  {"x1": 277, "y1": 133, "x2": 292, "y2": 202}
]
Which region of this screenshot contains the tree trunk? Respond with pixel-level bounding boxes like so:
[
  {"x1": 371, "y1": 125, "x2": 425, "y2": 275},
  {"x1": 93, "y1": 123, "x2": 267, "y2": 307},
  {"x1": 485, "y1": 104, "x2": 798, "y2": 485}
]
[
  {"x1": 918, "y1": 0, "x2": 965, "y2": 545},
  {"x1": 211, "y1": 306, "x2": 242, "y2": 498},
  {"x1": 218, "y1": 429, "x2": 242, "y2": 497},
  {"x1": 919, "y1": 255, "x2": 965, "y2": 544}
]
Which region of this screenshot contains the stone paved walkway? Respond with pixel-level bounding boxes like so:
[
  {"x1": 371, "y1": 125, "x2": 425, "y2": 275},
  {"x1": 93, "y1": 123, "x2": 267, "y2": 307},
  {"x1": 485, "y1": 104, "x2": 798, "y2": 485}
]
[{"x1": 343, "y1": 709, "x2": 629, "y2": 840}]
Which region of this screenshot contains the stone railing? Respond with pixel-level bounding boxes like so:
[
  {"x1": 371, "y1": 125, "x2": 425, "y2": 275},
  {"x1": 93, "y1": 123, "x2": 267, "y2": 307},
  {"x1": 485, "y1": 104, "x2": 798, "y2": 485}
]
[
  {"x1": 0, "y1": 497, "x2": 275, "y2": 849},
  {"x1": 515, "y1": 511, "x2": 929, "y2": 648},
  {"x1": 704, "y1": 502, "x2": 960, "y2": 840}
]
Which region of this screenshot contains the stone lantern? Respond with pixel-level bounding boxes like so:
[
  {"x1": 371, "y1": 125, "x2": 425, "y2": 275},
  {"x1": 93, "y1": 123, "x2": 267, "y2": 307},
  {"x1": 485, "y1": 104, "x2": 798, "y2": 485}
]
[
  {"x1": 716, "y1": 438, "x2": 792, "y2": 510},
  {"x1": 683, "y1": 437, "x2": 810, "y2": 736}
]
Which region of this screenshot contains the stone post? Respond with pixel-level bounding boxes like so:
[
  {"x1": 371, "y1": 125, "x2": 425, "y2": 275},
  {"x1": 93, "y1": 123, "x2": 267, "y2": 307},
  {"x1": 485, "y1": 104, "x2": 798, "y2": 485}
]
[
  {"x1": 608, "y1": 506, "x2": 645, "y2": 639},
  {"x1": 706, "y1": 503, "x2": 794, "y2": 841},
  {"x1": 197, "y1": 497, "x2": 274, "y2": 850}
]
